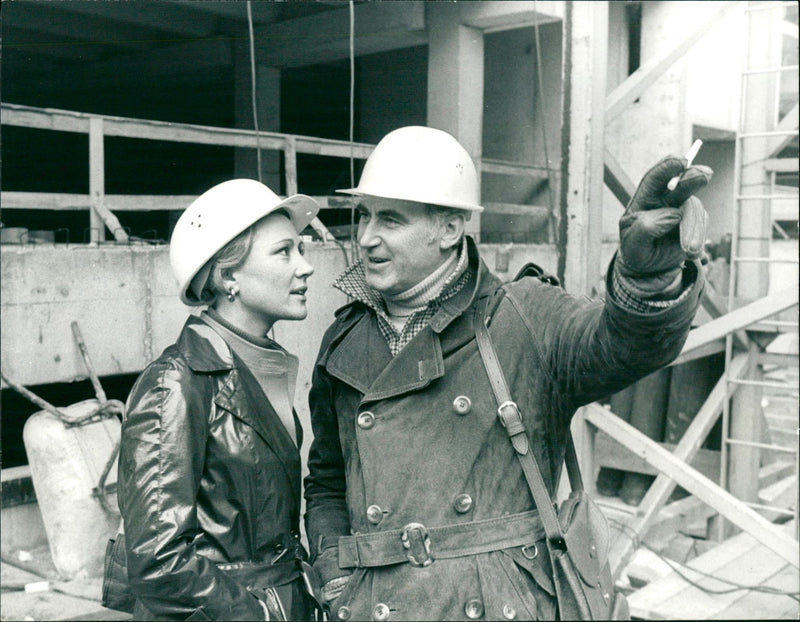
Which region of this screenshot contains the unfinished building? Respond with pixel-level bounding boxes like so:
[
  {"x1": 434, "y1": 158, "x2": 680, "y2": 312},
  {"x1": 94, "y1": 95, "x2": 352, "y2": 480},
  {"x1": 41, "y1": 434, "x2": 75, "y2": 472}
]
[{"x1": 1, "y1": 1, "x2": 798, "y2": 619}]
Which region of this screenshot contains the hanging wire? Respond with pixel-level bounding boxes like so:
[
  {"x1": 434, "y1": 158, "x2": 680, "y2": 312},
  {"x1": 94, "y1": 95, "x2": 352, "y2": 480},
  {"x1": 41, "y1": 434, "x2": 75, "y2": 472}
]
[
  {"x1": 532, "y1": 0, "x2": 558, "y2": 243},
  {"x1": 348, "y1": 0, "x2": 357, "y2": 263},
  {"x1": 246, "y1": 1, "x2": 263, "y2": 182}
]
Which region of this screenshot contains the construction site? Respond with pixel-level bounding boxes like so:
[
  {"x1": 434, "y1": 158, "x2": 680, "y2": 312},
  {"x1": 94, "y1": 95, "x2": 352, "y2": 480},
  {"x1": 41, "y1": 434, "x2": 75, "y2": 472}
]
[{"x1": 1, "y1": 1, "x2": 798, "y2": 619}]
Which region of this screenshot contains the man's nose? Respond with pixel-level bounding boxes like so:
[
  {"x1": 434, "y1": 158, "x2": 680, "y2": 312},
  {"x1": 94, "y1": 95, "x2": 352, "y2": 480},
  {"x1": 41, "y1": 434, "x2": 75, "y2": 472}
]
[{"x1": 358, "y1": 219, "x2": 378, "y2": 248}]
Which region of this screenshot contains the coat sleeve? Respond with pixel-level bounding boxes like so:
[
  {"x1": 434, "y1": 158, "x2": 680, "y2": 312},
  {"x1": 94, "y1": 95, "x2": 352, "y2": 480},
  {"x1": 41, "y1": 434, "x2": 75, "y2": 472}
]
[
  {"x1": 504, "y1": 255, "x2": 703, "y2": 410},
  {"x1": 303, "y1": 328, "x2": 354, "y2": 585},
  {"x1": 118, "y1": 359, "x2": 264, "y2": 621}
]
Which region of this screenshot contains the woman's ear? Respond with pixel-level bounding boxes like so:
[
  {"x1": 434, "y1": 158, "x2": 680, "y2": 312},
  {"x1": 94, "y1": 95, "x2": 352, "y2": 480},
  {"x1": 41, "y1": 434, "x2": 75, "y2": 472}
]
[{"x1": 439, "y1": 212, "x2": 466, "y2": 251}]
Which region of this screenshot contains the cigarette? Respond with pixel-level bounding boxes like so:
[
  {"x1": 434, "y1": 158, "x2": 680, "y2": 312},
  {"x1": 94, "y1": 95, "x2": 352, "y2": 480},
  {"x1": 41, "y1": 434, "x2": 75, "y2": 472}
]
[{"x1": 667, "y1": 139, "x2": 703, "y2": 191}]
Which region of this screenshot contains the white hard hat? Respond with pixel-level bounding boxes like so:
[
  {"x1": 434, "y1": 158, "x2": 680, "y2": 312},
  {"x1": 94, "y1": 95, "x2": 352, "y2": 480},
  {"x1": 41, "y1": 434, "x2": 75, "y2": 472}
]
[
  {"x1": 338, "y1": 126, "x2": 483, "y2": 212},
  {"x1": 170, "y1": 179, "x2": 319, "y2": 305}
]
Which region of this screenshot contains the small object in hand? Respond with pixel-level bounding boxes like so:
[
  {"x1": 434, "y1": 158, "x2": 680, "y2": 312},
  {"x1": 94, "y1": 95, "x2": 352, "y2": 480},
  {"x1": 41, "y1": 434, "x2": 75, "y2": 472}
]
[
  {"x1": 667, "y1": 139, "x2": 703, "y2": 191},
  {"x1": 679, "y1": 197, "x2": 708, "y2": 259}
]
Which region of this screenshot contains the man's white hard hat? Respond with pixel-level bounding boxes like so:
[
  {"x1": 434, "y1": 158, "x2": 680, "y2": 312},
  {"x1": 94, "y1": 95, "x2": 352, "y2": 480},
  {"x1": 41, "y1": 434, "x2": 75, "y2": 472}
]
[
  {"x1": 338, "y1": 126, "x2": 483, "y2": 212},
  {"x1": 170, "y1": 179, "x2": 319, "y2": 306}
]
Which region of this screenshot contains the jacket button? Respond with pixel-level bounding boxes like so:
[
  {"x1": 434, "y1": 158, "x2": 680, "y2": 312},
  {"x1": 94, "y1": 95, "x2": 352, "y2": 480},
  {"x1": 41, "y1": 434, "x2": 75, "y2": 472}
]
[
  {"x1": 452, "y1": 395, "x2": 472, "y2": 415},
  {"x1": 372, "y1": 603, "x2": 390, "y2": 621},
  {"x1": 453, "y1": 493, "x2": 473, "y2": 513},
  {"x1": 337, "y1": 605, "x2": 352, "y2": 620},
  {"x1": 464, "y1": 598, "x2": 484, "y2": 619},
  {"x1": 366, "y1": 504, "x2": 384, "y2": 524},
  {"x1": 503, "y1": 604, "x2": 517, "y2": 619},
  {"x1": 357, "y1": 411, "x2": 376, "y2": 429}
]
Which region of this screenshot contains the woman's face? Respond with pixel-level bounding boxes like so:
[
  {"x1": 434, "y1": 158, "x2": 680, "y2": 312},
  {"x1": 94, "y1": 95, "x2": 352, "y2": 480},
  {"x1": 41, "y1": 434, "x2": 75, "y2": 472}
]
[{"x1": 229, "y1": 213, "x2": 314, "y2": 330}]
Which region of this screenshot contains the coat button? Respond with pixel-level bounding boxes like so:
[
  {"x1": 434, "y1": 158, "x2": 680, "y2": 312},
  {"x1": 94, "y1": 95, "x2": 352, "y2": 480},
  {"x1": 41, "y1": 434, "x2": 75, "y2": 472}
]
[
  {"x1": 452, "y1": 395, "x2": 472, "y2": 415},
  {"x1": 337, "y1": 605, "x2": 352, "y2": 620},
  {"x1": 453, "y1": 493, "x2": 473, "y2": 513},
  {"x1": 464, "y1": 598, "x2": 484, "y2": 619},
  {"x1": 366, "y1": 504, "x2": 384, "y2": 524},
  {"x1": 372, "y1": 603, "x2": 390, "y2": 621},
  {"x1": 503, "y1": 604, "x2": 517, "y2": 619},
  {"x1": 357, "y1": 411, "x2": 376, "y2": 429}
]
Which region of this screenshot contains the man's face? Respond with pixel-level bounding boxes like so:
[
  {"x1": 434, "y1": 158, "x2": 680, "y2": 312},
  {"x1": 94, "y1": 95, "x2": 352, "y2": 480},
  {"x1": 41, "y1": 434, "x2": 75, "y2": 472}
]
[{"x1": 356, "y1": 196, "x2": 449, "y2": 296}]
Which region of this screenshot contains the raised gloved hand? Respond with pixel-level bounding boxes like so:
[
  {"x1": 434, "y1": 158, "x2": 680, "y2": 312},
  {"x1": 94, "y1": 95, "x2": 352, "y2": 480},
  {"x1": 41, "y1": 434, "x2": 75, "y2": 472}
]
[{"x1": 617, "y1": 156, "x2": 712, "y2": 296}]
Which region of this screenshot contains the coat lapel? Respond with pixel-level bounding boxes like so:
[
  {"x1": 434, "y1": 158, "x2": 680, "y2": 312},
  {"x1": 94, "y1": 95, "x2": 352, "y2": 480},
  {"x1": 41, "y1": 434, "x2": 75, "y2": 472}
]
[
  {"x1": 214, "y1": 356, "x2": 301, "y2": 507},
  {"x1": 325, "y1": 311, "x2": 393, "y2": 394}
]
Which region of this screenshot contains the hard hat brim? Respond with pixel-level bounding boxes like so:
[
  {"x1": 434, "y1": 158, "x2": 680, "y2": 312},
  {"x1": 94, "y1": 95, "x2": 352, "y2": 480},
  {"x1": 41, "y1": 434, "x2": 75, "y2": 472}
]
[{"x1": 336, "y1": 188, "x2": 484, "y2": 212}]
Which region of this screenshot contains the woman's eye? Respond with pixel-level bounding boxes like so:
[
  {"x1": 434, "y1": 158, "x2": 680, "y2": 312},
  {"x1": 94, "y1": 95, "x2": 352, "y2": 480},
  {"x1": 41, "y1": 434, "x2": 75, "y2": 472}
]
[
  {"x1": 297, "y1": 242, "x2": 305, "y2": 256},
  {"x1": 277, "y1": 246, "x2": 291, "y2": 256}
]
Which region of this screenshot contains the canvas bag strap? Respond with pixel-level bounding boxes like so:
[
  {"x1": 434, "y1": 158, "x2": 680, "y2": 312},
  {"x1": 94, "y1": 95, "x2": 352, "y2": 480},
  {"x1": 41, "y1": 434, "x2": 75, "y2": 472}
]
[{"x1": 474, "y1": 295, "x2": 580, "y2": 548}]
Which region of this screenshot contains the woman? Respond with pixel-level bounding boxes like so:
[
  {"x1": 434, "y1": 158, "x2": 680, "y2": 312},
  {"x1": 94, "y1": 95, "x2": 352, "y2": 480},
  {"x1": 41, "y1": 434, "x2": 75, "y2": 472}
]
[{"x1": 118, "y1": 179, "x2": 320, "y2": 620}]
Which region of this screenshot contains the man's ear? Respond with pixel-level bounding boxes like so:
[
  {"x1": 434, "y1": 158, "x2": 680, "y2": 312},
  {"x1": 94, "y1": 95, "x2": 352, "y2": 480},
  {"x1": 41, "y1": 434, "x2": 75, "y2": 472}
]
[{"x1": 439, "y1": 212, "x2": 466, "y2": 251}]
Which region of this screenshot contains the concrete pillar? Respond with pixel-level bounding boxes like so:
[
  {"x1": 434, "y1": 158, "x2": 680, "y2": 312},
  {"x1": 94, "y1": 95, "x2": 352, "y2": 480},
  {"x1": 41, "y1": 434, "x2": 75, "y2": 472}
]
[
  {"x1": 559, "y1": 1, "x2": 608, "y2": 295},
  {"x1": 234, "y1": 41, "x2": 281, "y2": 191},
  {"x1": 426, "y1": 3, "x2": 484, "y2": 240}
]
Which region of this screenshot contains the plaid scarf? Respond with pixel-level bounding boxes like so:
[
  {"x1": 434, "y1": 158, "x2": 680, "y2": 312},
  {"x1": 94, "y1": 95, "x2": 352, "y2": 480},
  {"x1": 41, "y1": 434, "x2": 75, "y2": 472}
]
[{"x1": 333, "y1": 238, "x2": 472, "y2": 356}]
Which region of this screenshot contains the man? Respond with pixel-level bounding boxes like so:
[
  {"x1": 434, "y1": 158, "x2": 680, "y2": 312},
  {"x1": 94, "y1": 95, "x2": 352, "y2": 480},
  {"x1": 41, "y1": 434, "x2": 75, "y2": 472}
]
[{"x1": 304, "y1": 126, "x2": 710, "y2": 621}]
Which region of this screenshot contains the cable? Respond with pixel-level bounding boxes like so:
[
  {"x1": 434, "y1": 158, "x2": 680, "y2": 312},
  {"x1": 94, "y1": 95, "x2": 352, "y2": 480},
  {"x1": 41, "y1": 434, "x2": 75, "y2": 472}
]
[
  {"x1": 246, "y1": 1, "x2": 262, "y2": 182},
  {"x1": 609, "y1": 518, "x2": 800, "y2": 601},
  {"x1": 347, "y1": 0, "x2": 357, "y2": 265}
]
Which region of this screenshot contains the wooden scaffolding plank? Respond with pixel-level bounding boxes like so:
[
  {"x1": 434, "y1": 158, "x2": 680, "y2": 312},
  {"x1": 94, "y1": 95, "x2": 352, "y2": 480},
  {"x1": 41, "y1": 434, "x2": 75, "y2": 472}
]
[
  {"x1": 604, "y1": 2, "x2": 739, "y2": 121},
  {"x1": 679, "y1": 288, "x2": 799, "y2": 358},
  {"x1": 608, "y1": 354, "x2": 748, "y2": 578},
  {"x1": 585, "y1": 402, "x2": 800, "y2": 569}
]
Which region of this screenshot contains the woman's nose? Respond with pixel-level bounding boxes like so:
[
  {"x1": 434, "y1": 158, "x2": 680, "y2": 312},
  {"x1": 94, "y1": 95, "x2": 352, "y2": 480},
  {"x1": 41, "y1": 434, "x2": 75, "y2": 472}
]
[{"x1": 296, "y1": 254, "x2": 314, "y2": 277}]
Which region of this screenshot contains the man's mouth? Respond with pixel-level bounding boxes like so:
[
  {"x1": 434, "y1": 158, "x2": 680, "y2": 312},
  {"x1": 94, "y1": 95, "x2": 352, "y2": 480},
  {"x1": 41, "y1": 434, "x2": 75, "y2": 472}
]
[{"x1": 367, "y1": 256, "x2": 389, "y2": 265}]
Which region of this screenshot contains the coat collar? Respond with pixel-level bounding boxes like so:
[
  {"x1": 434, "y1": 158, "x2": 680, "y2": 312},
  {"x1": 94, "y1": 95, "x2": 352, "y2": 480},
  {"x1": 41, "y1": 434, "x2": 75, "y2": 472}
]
[
  {"x1": 324, "y1": 238, "x2": 503, "y2": 401},
  {"x1": 176, "y1": 314, "x2": 235, "y2": 372}
]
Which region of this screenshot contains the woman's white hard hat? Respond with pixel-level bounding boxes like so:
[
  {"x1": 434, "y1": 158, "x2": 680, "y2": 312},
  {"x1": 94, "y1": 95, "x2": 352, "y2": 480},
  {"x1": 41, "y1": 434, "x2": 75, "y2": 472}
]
[
  {"x1": 170, "y1": 179, "x2": 319, "y2": 306},
  {"x1": 338, "y1": 126, "x2": 483, "y2": 212}
]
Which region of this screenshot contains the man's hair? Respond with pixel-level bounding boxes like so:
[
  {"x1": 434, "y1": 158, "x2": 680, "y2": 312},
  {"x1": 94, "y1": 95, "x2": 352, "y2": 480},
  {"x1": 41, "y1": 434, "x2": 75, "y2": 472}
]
[{"x1": 425, "y1": 204, "x2": 470, "y2": 225}]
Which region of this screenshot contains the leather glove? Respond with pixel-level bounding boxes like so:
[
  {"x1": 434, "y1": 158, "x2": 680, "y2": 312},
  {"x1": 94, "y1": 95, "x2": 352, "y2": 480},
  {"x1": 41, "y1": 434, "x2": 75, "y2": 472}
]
[{"x1": 617, "y1": 155, "x2": 713, "y2": 296}]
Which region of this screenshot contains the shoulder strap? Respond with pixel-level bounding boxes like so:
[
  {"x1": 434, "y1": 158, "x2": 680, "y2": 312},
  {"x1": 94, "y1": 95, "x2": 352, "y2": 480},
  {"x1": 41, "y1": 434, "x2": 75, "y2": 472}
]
[{"x1": 474, "y1": 295, "x2": 581, "y2": 547}]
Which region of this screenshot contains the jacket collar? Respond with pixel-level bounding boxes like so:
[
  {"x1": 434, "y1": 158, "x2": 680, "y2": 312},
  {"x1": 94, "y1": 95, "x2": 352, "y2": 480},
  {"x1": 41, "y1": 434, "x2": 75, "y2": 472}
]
[
  {"x1": 176, "y1": 314, "x2": 235, "y2": 372},
  {"x1": 325, "y1": 237, "x2": 503, "y2": 400}
]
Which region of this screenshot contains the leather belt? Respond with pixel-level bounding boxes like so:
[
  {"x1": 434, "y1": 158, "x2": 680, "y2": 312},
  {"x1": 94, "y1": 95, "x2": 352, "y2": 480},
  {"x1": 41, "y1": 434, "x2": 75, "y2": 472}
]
[
  {"x1": 217, "y1": 560, "x2": 301, "y2": 590},
  {"x1": 338, "y1": 510, "x2": 545, "y2": 569}
]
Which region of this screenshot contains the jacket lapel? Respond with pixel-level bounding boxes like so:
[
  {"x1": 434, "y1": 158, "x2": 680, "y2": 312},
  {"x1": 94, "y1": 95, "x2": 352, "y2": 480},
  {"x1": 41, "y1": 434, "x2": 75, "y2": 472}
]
[
  {"x1": 214, "y1": 364, "x2": 301, "y2": 506},
  {"x1": 325, "y1": 311, "x2": 393, "y2": 394}
]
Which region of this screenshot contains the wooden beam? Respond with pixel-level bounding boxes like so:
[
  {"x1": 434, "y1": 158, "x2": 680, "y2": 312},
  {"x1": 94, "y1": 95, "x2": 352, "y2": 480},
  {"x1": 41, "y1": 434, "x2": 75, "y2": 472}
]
[
  {"x1": 457, "y1": 1, "x2": 564, "y2": 32},
  {"x1": 605, "y1": 2, "x2": 739, "y2": 122},
  {"x1": 763, "y1": 158, "x2": 799, "y2": 173},
  {"x1": 584, "y1": 401, "x2": 799, "y2": 569},
  {"x1": 1, "y1": 104, "x2": 375, "y2": 159},
  {"x1": 596, "y1": 432, "x2": 720, "y2": 480},
  {"x1": 88, "y1": 118, "x2": 105, "y2": 243},
  {"x1": 481, "y1": 158, "x2": 552, "y2": 180},
  {"x1": 483, "y1": 203, "x2": 551, "y2": 218},
  {"x1": 669, "y1": 338, "x2": 726, "y2": 367},
  {"x1": 603, "y1": 147, "x2": 636, "y2": 207},
  {"x1": 255, "y1": 2, "x2": 426, "y2": 68},
  {"x1": 606, "y1": 354, "x2": 748, "y2": 578},
  {"x1": 699, "y1": 288, "x2": 750, "y2": 352},
  {"x1": 679, "y1": 288, "x2": 799, "y2": 358}
]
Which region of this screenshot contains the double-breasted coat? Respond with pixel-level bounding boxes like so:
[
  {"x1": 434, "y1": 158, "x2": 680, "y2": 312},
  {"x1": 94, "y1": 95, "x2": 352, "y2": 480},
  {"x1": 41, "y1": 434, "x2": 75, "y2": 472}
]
[
  {"x1": 304, "y1": 238, "x2": 702, "y2": 620},
  {"x1": 119, "y1": 316, "x2": 308, "y2": 620}
]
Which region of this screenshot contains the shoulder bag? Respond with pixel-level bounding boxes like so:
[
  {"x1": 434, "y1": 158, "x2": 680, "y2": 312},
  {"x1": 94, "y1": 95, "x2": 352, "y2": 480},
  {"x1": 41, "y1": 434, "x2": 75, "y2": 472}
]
[{"x1": 474, "y1": 292, "x2": 629, "y2": 621}]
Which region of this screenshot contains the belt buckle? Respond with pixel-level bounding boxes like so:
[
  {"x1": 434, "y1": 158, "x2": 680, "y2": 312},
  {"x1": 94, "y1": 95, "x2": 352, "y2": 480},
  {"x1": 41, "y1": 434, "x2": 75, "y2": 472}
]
[{"x1": 401, "y1": 522, "x2": 433, "y2": 568}]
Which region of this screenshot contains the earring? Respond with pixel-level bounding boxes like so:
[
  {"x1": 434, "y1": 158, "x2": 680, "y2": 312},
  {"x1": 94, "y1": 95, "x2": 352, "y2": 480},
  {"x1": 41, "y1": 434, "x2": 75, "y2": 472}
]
[{"x1": 227, "y1": 288, "x2": 237, "y2": 302}]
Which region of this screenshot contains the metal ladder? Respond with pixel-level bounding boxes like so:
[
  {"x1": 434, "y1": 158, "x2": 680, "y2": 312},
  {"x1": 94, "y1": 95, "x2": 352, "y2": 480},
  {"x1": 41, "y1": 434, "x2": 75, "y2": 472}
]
[{"x1": 720, "y1": 0, "x2": 799, "y2": 534}]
